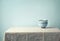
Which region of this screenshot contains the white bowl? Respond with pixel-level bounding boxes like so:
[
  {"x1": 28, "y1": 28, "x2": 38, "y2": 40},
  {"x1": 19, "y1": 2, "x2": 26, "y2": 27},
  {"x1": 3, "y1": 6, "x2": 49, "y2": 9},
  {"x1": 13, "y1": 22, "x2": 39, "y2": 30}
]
[{"x1": 38, "y1": 19, "x2": 48, "y2": 28}]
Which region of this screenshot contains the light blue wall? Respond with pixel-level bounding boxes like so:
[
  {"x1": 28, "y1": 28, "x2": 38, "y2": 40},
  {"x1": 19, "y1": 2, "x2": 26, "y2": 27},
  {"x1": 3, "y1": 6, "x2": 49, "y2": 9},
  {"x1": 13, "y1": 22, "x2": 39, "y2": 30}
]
[{"x1": 0, "y1": 0, "x2": 60, "y2": 41}]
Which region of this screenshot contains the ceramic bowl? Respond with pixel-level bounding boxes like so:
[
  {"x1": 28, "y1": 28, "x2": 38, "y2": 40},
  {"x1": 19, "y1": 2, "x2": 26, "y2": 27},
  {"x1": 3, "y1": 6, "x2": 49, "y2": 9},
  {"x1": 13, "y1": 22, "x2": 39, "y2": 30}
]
[{"x1": 38, "y1": 19, "x2": 48, "y2": 28}]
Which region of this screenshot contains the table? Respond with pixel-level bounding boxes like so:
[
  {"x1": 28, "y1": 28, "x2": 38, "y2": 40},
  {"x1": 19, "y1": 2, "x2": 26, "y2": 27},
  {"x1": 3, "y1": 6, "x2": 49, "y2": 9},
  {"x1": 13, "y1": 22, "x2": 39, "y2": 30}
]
[{"x1": 4, "y1": 27, "x2": 60, "y2": 41}]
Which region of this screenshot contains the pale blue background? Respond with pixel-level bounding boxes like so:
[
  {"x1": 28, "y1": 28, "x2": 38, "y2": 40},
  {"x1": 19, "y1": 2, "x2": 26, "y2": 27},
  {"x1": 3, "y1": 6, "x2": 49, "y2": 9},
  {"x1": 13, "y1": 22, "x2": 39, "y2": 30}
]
[{"x1": 0, "y1": 0, "x2": 60, "y2": 41}]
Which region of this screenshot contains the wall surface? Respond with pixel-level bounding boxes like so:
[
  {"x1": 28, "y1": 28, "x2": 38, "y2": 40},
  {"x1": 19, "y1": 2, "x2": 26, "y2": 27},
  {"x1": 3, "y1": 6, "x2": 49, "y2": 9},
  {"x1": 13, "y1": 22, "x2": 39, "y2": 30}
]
[{"x1": 0, "y1": 0, "x2": 60, "y2": 41}]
